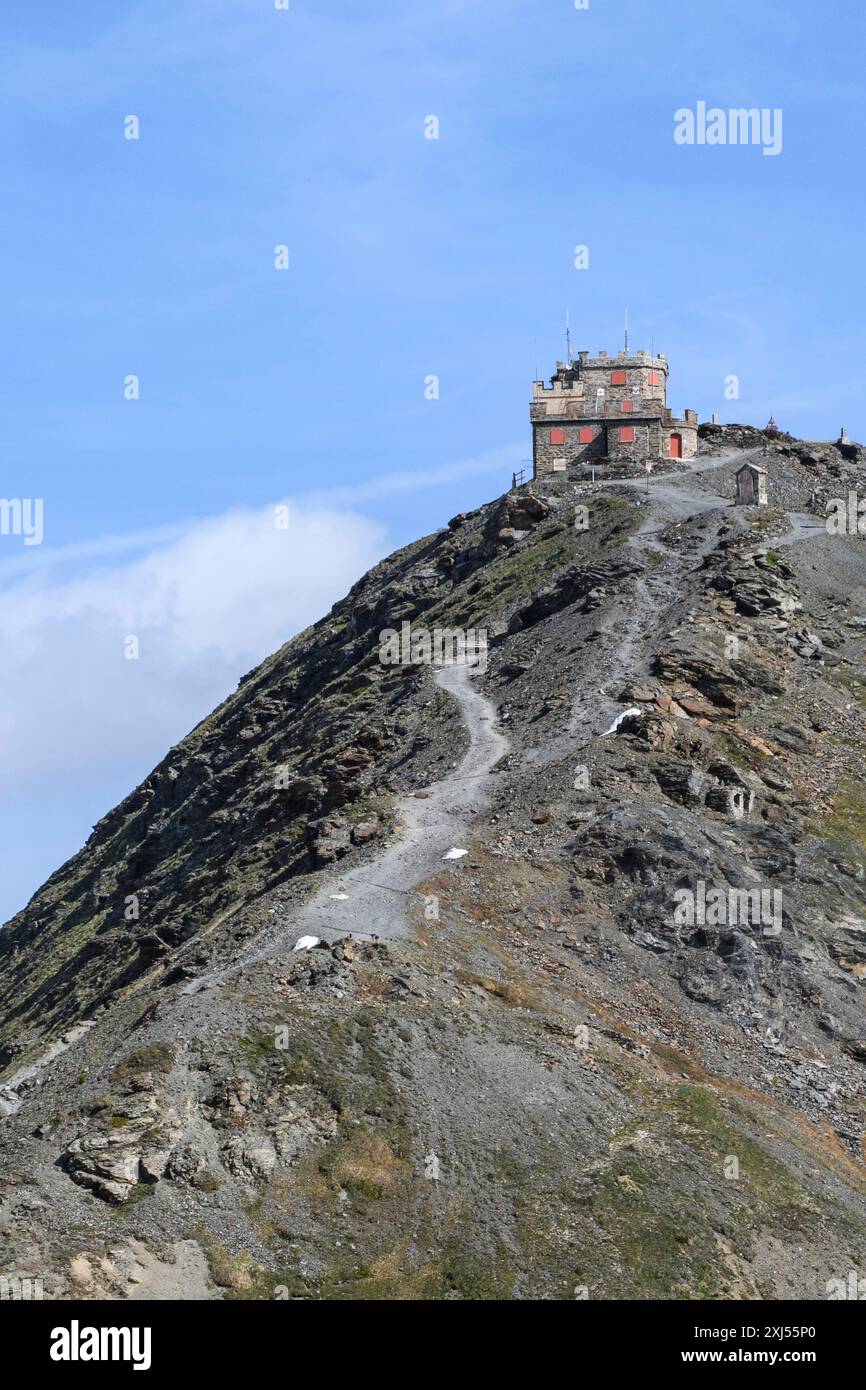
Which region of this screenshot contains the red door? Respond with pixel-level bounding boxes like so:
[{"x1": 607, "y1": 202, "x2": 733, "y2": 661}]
[{"x1": 670, "y1": 433, "x2": 683, "y2": 459}]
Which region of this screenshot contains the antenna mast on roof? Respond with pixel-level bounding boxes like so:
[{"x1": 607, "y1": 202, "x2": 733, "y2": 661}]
[
  {"x1": 565, "y1": 309, "x2": 573, "y2": 365},
  {"x1": 624, "y1": 307, "x2": 629, "y2": 354}
]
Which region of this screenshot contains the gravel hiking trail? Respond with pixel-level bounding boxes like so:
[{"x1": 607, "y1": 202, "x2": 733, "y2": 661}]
[
  {"x1": 1, "y1": 662, "x2": 507, "y2": 1106},
  {"x1": 521, "y1": 450, "x2": 763, "y2": 767},
  {"x1": 181, "y1": 662, "x2": 508, "y2": 993}
]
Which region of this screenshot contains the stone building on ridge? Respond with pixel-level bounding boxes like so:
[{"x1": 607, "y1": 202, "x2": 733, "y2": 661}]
[{"x1": 531, "y1": 347, "x2": 698, "y2": 479}]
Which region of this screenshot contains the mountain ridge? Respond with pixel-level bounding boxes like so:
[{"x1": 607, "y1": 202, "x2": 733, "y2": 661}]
[{"x1": 3, "y1": 424, "x2": 866, "y2": 1300}]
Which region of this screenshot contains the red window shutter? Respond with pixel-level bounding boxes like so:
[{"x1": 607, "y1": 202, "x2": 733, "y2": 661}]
[
  {"x1": 620, "y1": 426, "x2": 635, "y2": 443},
  {"x1": 621, "y1": 399, "x2": 633, "y2": 413},
  {"x1": 611, "y1": 370, "x2": 627, "y2": 385},
  {"x1": 648, "y1": 370, "x2": 659, "y2": 386},
  {"x1": 549, "y1": 427, "x2": 566, "y2": 444},
  {"x1": 578, "y1": 426, "x2": 593, "y2": 444}
]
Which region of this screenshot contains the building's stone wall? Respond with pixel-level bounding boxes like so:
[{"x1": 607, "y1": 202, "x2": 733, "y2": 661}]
[
  {"x1": 673, "y1": 423, "x2": 699, "y2": 460},
  {"x1": 610, "y1": 419, "x2": 665, "y2": 464},
  {"x1": 532, "y1": 416, "x2": 698, "y2": 474},
  {"x1": 531, "y1": 420, "x2": 606, "y2": 473},
  {"x1": 532, "y1": 349, "x2": 669, "y2": 417},
  {"x1": 574, "y1": 350, "x2": 668, "y2": 414}
]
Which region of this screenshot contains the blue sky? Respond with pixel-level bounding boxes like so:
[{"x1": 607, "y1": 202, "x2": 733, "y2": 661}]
[{"x1": 1, "y1": 0, "x2": 864, "y2": 923}]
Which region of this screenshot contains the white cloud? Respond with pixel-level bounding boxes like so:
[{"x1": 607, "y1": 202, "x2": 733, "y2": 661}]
[
  {"x1": 1, "y1": 444, "x2": 520, "y2": 581},
  {"x1": 302, "y1": 444, "x2": 523, "y2": 507},
  {"x1": 0, "y1": 501, "x2": 387, "y2": 793}
]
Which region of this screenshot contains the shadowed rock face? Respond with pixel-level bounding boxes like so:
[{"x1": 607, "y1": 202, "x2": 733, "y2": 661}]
[{"x1": 3, "y1": 426, "x2": 866, "y2": 1301}]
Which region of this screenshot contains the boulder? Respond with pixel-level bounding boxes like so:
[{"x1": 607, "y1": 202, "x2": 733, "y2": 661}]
[{"x1": 351, "y1": 819, "x2": 380, "y2": 845}]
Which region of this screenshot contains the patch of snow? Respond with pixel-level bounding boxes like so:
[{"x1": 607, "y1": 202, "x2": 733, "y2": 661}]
[{"x1": 602, "y1": 707, "x2": 642, "y2": 737}]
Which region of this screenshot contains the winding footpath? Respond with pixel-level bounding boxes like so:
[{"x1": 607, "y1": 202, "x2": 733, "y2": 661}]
[
  {"x1": 180, "y1": 662, "x2": 508, "y2": 993},
  {"x1": 0, "y1": 666, "x2": 507, "y2": 1108}
]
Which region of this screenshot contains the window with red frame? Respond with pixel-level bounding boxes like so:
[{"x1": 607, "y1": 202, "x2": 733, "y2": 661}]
[
  {"x1": 620, "y1": 426, "x2": 635, "y2": 443},
  {"x1": 549, "y1": 427, "x2": 566, "y2": 444},
  {"x1": 611, "y1": 370, "x2": 627, "y2": 385},
  {"x1": 620, "y1": 400, "x2": 633, "y2": 413},
  {"x1": 647, "y1": 370, "x2": 660, "y2": 386},
  {"x1": 579, "y1": 426, "x2": 593, "y2": 444}
]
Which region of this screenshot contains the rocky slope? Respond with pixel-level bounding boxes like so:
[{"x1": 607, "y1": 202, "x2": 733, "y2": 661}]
[{"x1": 2, "y1": 425, "x2": 866, "y2": 1300}]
